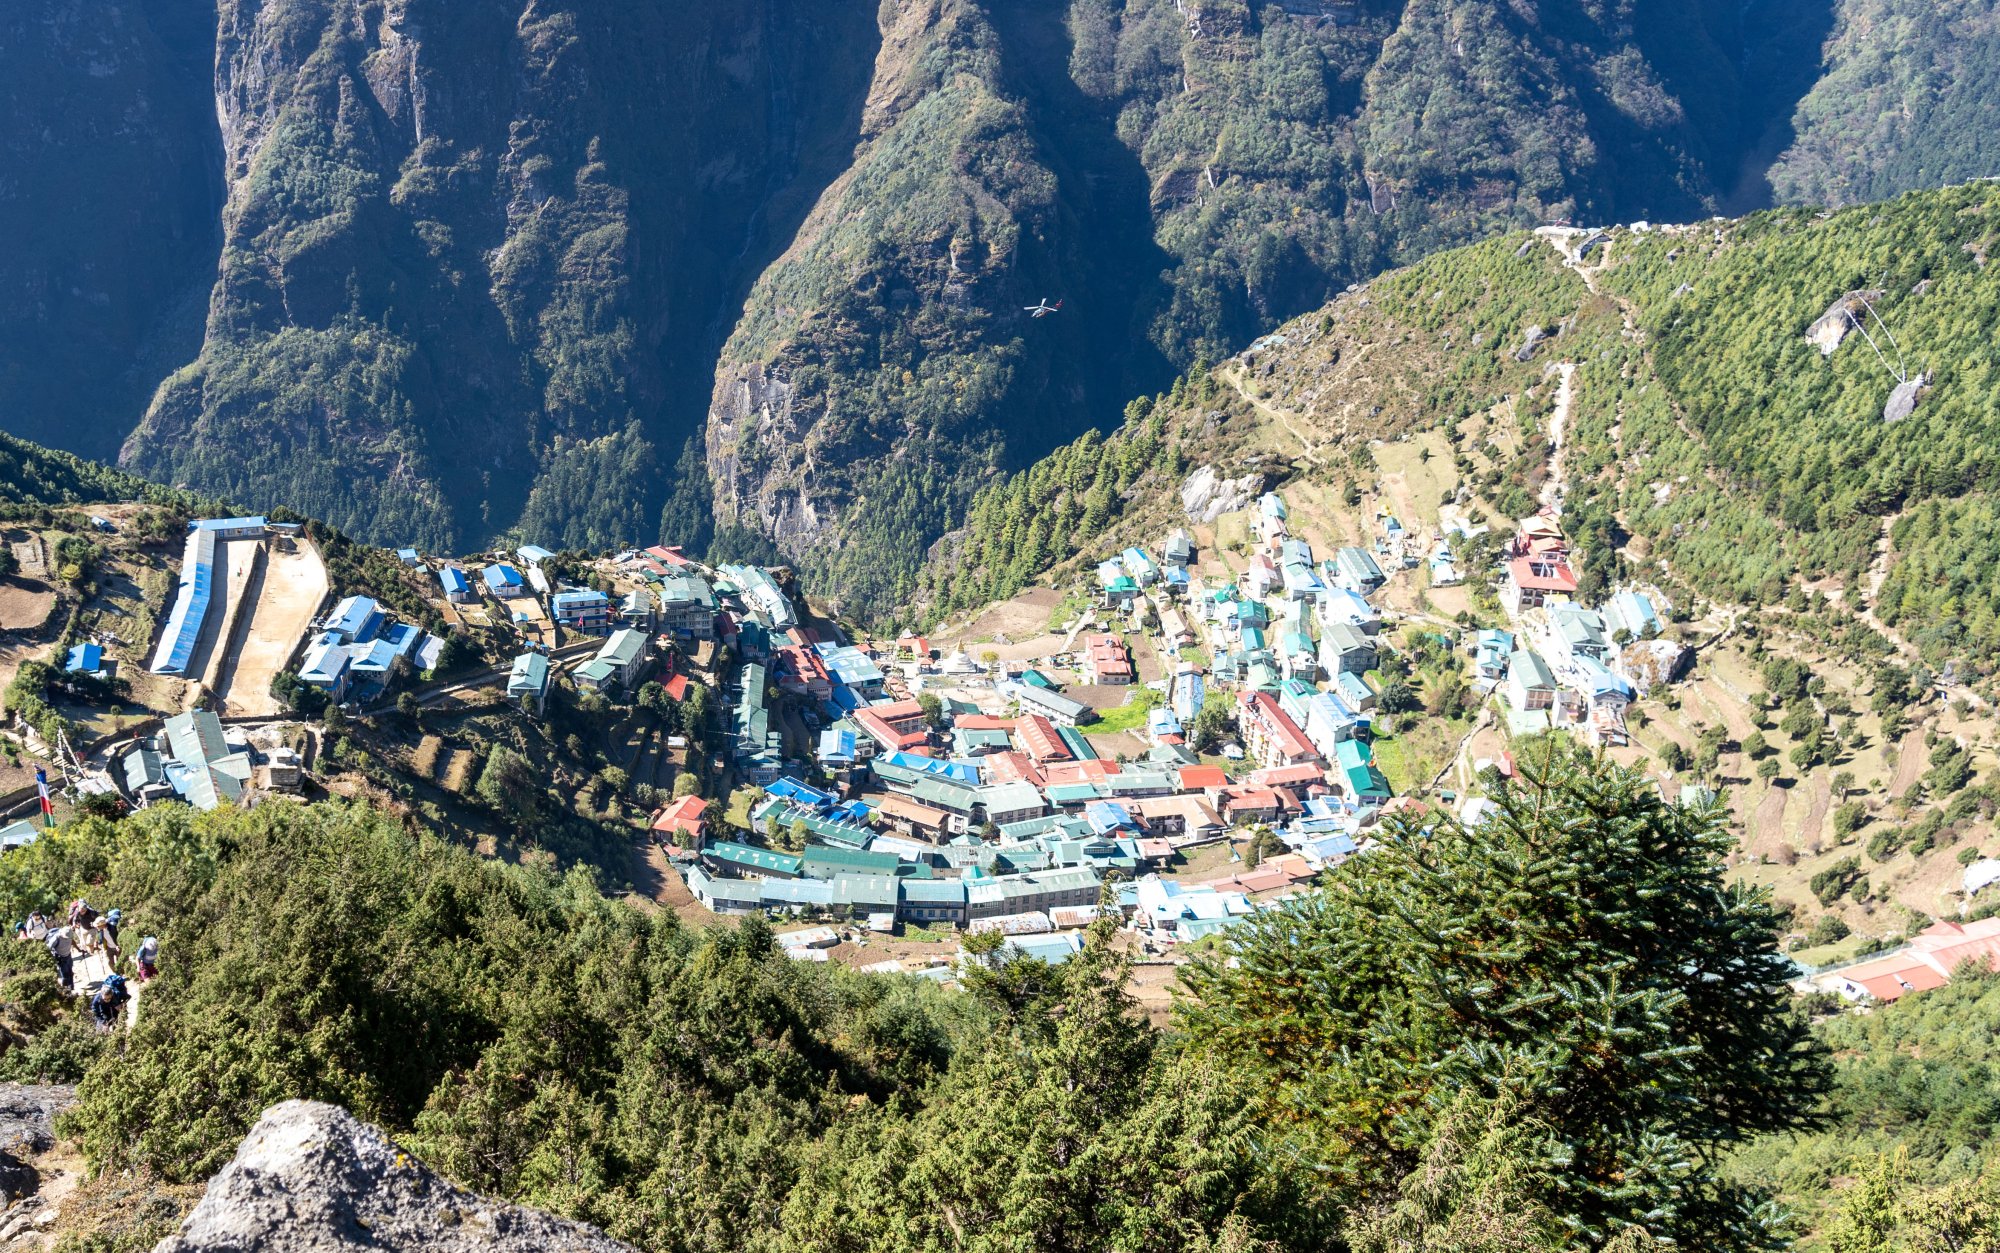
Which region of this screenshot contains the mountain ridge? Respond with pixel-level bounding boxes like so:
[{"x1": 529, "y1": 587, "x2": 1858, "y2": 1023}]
[{"x1": 4, "y1": 0, "x2": 1997, "y2": 611}]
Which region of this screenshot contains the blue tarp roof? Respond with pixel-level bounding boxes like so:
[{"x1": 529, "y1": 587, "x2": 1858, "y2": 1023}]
[
  {"x1": 151, "y1": 527, "x2": 215, "y2": 676},
  {"x1": 767, "y1": 777, "x2": 835, "y2": 810},
  {"x1": 1084, "y1": 800, "x2": 1135, "y2": 835}
]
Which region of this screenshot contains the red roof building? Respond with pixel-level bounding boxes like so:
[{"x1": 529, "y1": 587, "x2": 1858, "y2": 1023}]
[
  {"x1": 1042, "y1": 759, "x2": 1121, "y2": 787},
  {"x1": 650, "y1": 794, "x2": 707, "y2": 841},
  {"x1": 981, "y1": 751, "x2": 1046, "y2": 788},
  {"x1": 854, "y1": 707, "x2": 929, "y2": 753},
  {"x1": 1015, "y1": 714, "x2": 1073, "y2": 764},
  {"x1": 1248, "y1": 763, "x2": 1326, "y2": 789},
  {"x1": 871, "y1": 699, "x2": 929, "y2": 733},
  {"x1": 1505, "y1": 556, "x2": 1580, "y2": 611},
  {"x1": 1178, "y1": 764, "x2": 1228, "y2": 793},
  {"x1": 953, "y1": 714, "x2": 1017, "y2": 732},
  {"x1": 1221, "y1": 786, "x2": 1284, "y2": 824},
  {"x1": 1083, "y1": 633, "x2": 1134, "y2": 685},
  {"x1": 1828, "y1": 918, "x2": 2000, "y2": 1002},
  {"x1": 1237, "y1": 691, "x2": 1318, "y2": 770}
]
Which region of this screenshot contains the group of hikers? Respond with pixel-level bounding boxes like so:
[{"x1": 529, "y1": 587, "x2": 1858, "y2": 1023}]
[{"x1": 15, "y1": 898, "x2": 158, "y2": 1031}]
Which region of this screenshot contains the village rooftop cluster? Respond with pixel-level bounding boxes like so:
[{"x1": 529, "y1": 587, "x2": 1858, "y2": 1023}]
[{"x1": 87, "y1": 488, "x2": 1699, "y2": 978}]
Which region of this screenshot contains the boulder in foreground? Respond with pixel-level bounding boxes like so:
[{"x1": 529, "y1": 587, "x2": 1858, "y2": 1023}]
[{"x1": 153, "y1": 1100, "x2": 633, "y2": 1253}]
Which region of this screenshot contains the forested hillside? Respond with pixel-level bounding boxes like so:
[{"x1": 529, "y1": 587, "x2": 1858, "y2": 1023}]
[
  {"x1": 0, "y1": 431, "x2": 209, "y2": 512},
  {"x1": 931, "y1": 182, "x2": 2000, "y2": 679},
  {"x1": 0, "y1": 748, "x2": 1890, "y2": 1252},
  {"x1": 1767, "y1": 0, "x2": 2000, "y2": 207},
  {"x1": 5, "y1": 0, "x2": 1996, "y2": 610}
]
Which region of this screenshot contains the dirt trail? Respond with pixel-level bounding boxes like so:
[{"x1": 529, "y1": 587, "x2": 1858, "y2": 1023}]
[
  {"x1": 1839, "y1": 511, "x2": 1925, "y2": 667},
  {"x1": 1221, "y1": 365, "x2": 1324, "y2": 466},
  {"x1": 1540, "y1": 363, "x2": 1576, "y2": 513}
]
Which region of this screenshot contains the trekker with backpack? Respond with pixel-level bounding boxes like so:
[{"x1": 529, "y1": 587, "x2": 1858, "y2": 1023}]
[
  {"x1": 45, "y1": 927, "x2": 74, "y2": 994},
  {"x1": 90, "y1": 974, "x2": 129, "y2": 1031},
  {"x1": 98, "y1": 909, "x2": 122, "y2": 963}
]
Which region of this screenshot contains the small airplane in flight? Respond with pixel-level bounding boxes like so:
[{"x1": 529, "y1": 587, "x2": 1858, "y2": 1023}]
[{"x1": 1024, "y1": 298, "x2": 1063, "y2": 318}]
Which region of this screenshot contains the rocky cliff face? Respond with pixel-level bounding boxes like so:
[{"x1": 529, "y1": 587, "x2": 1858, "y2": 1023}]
[
  {"x1": 3, "y1": 0, "x2": 1993, "y2": 612},
  {"x1": 118, "y1": 0, "x2": 878, "y2": 554},
  {"x1": 152, "y1": 1101, "x2": 633, "y2": 1253},
  {"x1": 0, "y1": 1, "x2": 220, "y2": 462}
]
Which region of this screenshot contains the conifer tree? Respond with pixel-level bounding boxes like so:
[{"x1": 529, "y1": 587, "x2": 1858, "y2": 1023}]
[{"x1": 1180, "y1": 745, "x2": 1829, "y2": 1249}]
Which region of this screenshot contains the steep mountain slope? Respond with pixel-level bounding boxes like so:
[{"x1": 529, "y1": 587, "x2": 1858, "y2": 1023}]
[
  {"x1": 1769, "y1": 0, "x2": 2000, "y2": 207},
  {"x1": 702, "y1": 0, "x2": 1843, "y2": 610},
  {"x1": 0, "y1": 1, "x2": 221, "y2": 461},
  {"x1": 120, "y1": 0, "x2": 880, "y2": 554},
  {"x1": 0, "y1": 430, "x2": 210, "y2": 510},
  {"x1": 930, "y1": 181, "x2": 2000, "y2": 677},
  {"x1": 4, "y1": 0, "x2": 1998, "y2": 610}
]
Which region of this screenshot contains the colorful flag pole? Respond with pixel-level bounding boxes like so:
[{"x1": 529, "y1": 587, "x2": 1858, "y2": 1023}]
[{"x1": 33, "y1": 768, "x2": 53, "y2": 829}]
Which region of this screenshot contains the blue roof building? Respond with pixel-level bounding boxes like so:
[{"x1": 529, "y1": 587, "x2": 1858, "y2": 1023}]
[
  {"x1": 347, "y1": 638, "x2": 402, "y2": 677},
  {"x1": 190, "y1": 516, "x2": 267, "y2": 535},
  {"x1": 1084, "y1": 800, "x2": 1136, "y2": 836},
  {"x1": 150, "y1": 526, "x2": 216, "y2": 676},
  {"x1": 483, "y1": 564, "x2": 525, "y2": 595},
  {"x1": 1605, "y1": 590, "x2": 1663, "y2": 641},
  {"x1": 299, "y1": 632, "x2": 352, "y2": 696},
  {"x1": 1121, "y1": 547, "x2": 1159, "y2": 585},
  {"x1": 1172, "y1": 670, "x2": 1205, "y2": 722},
  {"x1": 879, "y1": 751, "x2": 979, "y2": 785},
  {"x1": 437, "y1": 566, "x2": 470, "y2": 600},
  {"x1": 64, "y1": 643, "x2": 103, "y2": 675},
  {"x1": 767, "y1": 777, "x2": 835, "y2": 811},
  {"x1": 818, "y1": 727, "x2": 859, "y2": 767},
  {"x1": 325, "y1": 595, "x2": 385, "y2": 644}
]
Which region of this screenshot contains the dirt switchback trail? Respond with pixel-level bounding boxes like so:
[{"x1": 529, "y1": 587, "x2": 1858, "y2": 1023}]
[{"x1": 1221, "y1": 365, "x2": 1324, "y2": 466}]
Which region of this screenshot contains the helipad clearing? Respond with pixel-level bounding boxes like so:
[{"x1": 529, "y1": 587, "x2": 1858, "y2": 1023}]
[{"x1": 210, "y1": 538, "x2": 330, "y2": 718}]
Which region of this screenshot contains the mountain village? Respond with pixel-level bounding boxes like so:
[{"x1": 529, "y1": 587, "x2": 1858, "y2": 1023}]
[{"x1": 22, "y1": 472, "x2": 1973, "y2": 1001}]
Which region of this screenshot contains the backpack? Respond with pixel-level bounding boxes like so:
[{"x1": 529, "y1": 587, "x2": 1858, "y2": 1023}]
[{"x1": 102, "y1": 975, "x2": 126, "y2": 998}]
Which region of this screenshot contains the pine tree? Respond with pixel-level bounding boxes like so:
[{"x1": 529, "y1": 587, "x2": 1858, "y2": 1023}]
[{"x1": 1180, "y1": 744, "x2": 1829, "y2": 1249}]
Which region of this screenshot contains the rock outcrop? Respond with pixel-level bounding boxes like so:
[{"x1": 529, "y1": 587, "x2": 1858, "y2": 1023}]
[
  {"x1": 1805, "y1": 289, "x2": 1885, "y2": 356},
  {"x1": 152, "y1": 1102, "x2": 633, "y2": 1253},
  {"x1": 1180, "y1": 465, "x2": 1263, "y2": 524},
  {"x1": 0, "y1": 1085, "x2": 75, "y2": 1207},
  {"x1": 1883, "y1": 370, "x2": 1933, "y2": 423}
]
